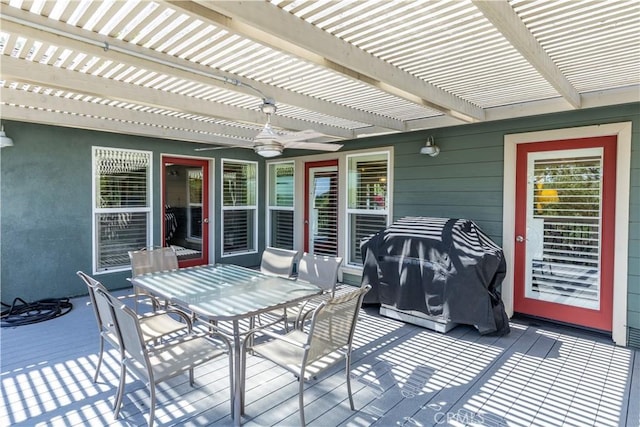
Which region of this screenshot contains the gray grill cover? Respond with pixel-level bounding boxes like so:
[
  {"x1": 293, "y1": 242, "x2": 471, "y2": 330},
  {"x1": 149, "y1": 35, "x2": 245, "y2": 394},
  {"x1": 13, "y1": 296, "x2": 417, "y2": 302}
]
[{"x1": 361, "y1": 217, "x2": 510, "y2": 335}]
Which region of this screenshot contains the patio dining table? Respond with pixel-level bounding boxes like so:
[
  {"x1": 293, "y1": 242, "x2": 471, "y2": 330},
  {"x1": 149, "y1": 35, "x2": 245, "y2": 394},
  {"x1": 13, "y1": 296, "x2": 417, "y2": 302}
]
[{"x1": 130, "y1": 263, "x2": 322, "y2": 425}]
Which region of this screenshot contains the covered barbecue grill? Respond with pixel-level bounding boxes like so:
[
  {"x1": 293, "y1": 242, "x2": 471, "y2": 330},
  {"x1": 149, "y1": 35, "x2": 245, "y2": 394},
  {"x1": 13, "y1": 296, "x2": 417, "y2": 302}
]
[{"x1": 361, "y1": 217, "x2": 510, "y2": 335}]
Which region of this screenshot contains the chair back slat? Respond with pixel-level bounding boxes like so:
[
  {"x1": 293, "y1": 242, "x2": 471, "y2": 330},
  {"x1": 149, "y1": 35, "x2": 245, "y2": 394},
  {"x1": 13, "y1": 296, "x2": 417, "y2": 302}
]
[
  {"x1": 297, "y1": 253, "x2": 343, "y2": 293},
  {"x1": 129, "y1": 247, "x2": 178, "y2": 277},
  {"x1": 306, "y1": 285, "x2": 370, "y2": 363},
  {"x1": 95, "y1": 287, "x2": 149, "y2": 368},
  {"x1": 260, "y1": 247, "x2": 300, "y2": 278},
  {"x1": 77, "y1": 271, "x2": 118, "y2": 339}
]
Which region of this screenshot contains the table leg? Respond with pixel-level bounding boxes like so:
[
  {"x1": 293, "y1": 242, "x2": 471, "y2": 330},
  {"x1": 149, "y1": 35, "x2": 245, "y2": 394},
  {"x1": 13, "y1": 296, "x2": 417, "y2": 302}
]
[{"x1": 233, "y1": 320, "x2": 242, "y2": 426}]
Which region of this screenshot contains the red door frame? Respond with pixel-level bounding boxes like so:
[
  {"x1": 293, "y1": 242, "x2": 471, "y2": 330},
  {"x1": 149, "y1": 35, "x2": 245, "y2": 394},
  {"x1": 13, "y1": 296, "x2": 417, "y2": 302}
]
[
  {"x1": 304, "y1": 159, "x2": 338, "y2": 253},
  {"x1": 162, "y1": 156, "x2": 209, "y2": 268},
  {"x1": 514, "y1": 136, "x2": 617, "y2": 331}
]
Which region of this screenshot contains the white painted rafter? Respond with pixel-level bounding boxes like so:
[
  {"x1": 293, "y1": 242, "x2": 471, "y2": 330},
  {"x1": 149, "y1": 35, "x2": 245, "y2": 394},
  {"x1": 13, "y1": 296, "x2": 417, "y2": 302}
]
[
  {"x1": 0, "y1": 98, "x2": 243, "y2": 145},
  {"x1": 473, "y1": 0, "x2": 581, "y2": 109},
  {"x1": 0, "y1": 87, "x2": 257, "y2": 144},
  {"x1": 0, "y1": 5, "x2": 403, "y2": 135},
  {"x1": 189, "y1": 0, "x2": 485, "y2": 122},
  {"x1": 0, "y1": 36, "x2": 354, "y2": 140},
  {"x1": 0, "y1": 0, "x2": 637, "y2": 147}
]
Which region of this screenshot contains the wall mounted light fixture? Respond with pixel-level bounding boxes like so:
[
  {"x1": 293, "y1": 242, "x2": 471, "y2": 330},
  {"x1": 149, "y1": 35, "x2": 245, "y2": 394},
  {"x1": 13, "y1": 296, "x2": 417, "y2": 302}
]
[
  {"x1": 420, "y1": 136, "x2": 439, "y2": 157},
  {"x1": 0, "y1": 125, "x2": 14, "y2": 148}
]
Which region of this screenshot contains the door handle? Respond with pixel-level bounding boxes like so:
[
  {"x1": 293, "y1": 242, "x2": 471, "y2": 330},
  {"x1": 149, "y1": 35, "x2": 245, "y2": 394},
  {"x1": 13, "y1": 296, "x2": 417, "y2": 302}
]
[
  {"x1": 203, "y1": 218, "x2": 209, "y2": 224},
  {"x1": 516, "y1": 235, "x2": 525, "y2": 243}
]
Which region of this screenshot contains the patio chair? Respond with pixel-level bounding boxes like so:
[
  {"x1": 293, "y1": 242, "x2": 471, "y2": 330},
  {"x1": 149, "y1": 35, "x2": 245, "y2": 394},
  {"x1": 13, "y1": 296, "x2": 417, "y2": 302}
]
[
  {"x1": 129, "y1": 246, "x2": 178, "y2": 312},
  {"x1": 256, "y1": 247, "x2": 300, "y2": 327},
  {"x1": 297, "y1": 252, "x2": 343, "y2": 294},
  {"x1": 284, "y1": 253, "x2": 343, "y2": 329},
  {"x1": 94, "y1": 287, "x2": 233, "y2": 427},
  {"x1": 242, "y1": 284, "x2": 371, "y2": 426},
  {"x1": 76, "y1": 271, "x2": 192, "y2": 384},
  {"x1": 260, "y1": 246, "x2": 300, "y2": 278}
]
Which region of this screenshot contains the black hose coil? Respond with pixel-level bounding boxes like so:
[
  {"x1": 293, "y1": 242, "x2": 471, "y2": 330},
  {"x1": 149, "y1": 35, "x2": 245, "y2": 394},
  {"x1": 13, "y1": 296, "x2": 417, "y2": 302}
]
[{"x1": 1, "y1": 297, "x2": 73, "y2": 327}]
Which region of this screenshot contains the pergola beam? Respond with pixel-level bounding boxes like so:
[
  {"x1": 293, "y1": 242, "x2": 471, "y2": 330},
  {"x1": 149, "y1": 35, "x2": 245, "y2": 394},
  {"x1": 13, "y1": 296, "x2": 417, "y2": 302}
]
[
  {"x1": 188, "y1": 0, "x2": 485, "y2": 122},
  {"x1": 0, "y1": 101, "x2": 241, "y2": 146},
  {"x1": 0, "y1": 6, "x2": 403, "y2": 134},
  {"x1": 0, "y1": 88, "x2": 256, "y2": 146},
  {"x1": 473, "y1": 0, "x2": 581, "y2": 109},
  {"x1": 0, "y1": 53, "x2": 354, "y2": 139}
]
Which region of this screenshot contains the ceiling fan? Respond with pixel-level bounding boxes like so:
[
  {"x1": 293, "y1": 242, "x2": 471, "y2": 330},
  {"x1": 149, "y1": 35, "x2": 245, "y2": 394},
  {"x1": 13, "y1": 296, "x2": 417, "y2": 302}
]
[{"x1": 196, "y1": 99, "x2": 343, "y2": 157}]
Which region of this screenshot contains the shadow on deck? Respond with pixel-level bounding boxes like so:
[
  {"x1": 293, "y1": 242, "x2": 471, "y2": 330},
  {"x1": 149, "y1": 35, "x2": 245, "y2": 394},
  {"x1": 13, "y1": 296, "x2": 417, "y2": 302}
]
[{"x1": 1, "y1": 288, "x2": 639, "y2": 426}]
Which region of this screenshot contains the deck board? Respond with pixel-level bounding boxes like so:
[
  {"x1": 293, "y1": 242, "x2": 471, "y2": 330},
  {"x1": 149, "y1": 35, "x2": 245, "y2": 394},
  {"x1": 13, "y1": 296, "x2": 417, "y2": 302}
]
[
  {"x1": 1, "y1": 287, "x2": 638, "y2": 427},
  {"x1": 626, "y1": 349, "x2": 640, "y2": 426}
]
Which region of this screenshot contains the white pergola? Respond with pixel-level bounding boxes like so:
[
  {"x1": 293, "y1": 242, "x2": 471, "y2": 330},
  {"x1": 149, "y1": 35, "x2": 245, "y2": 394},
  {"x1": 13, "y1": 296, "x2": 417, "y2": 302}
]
[{"x1": 1, "y1": 0, "x2": 638, "y2": 152}]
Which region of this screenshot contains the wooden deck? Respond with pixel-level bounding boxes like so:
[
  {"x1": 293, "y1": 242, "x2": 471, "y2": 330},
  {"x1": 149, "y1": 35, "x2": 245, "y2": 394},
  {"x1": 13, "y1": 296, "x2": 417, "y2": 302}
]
[{"x1": 2, "y1": 287, "x2": 639, "y2": 427}]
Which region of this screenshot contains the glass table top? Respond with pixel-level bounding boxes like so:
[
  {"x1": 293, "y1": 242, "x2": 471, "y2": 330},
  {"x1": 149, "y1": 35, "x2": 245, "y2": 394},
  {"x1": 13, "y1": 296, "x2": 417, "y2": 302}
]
[{"x1": 131, "y1": 263, "x2": 322, "y2": 321}]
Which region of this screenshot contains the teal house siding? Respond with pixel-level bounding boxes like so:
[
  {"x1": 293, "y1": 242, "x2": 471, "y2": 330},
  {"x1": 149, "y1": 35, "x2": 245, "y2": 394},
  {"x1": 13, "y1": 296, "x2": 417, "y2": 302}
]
[
  {"x1": 393, "y1": 133, "x2": 505, "y2": 241},
  {"x1": 0, "y1": 121, "x2": 263, "y2": 301},
  {"x1": 386, "y1": 103, "x2": 639, "y2": 333},
  {"x1": 1, "y1": 102, "x2": 638, "y2": 338}
]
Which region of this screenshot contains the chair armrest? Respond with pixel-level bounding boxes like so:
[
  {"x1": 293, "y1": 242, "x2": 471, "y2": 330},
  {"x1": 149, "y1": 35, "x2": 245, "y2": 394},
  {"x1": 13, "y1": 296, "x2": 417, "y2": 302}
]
[
  {"x1": 149, "y1": 332, "x2": 230, "y2": 353},
  {"x1": 294, "y1": 294, "x2": 328, "y2": 329},
  {"x1": 244, "y1": 327, "x2": 308, "y2": 349}
]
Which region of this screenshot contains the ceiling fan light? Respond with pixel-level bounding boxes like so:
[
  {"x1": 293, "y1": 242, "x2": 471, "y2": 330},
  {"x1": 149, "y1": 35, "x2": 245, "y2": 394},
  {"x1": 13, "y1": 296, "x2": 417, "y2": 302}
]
[
  {"x1": 260, "y1": 98, "x2": 277, "y2": 115},
  {"x1": 254, "y1": 142, "x2": 283, "y2": 158}
]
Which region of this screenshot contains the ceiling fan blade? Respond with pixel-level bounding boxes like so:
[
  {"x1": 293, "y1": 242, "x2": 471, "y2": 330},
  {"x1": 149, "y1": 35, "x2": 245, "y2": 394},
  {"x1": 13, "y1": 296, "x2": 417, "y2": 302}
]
[
  {"x1": 281, "y1": 141, "x2": 343, "y2": 151},
  {"x1": 274, "y1": 129, "x2": 326, "y2": 142},
  {"x1": 194, "y1": 146, "x2": 231, "y2": 151},
  {"x1": 194, "y1": 143, "x2": 252, "y2": 151}
]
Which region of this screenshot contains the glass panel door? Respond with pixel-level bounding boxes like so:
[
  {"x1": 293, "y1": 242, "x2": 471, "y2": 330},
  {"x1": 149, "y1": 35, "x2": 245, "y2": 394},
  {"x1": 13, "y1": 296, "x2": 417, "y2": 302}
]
[
  {"x1": 514, "y1": 136, "x2": 616, "y2": 331},
  {"x1": 305, "y1": 161, "x2": 338, "y2": 256},
  {"x1": 525, "y1": 149, "x2": 603, "y2": 309},
  {"x1": 163, "y1": 157, "x2": 209, "y2": 267}
]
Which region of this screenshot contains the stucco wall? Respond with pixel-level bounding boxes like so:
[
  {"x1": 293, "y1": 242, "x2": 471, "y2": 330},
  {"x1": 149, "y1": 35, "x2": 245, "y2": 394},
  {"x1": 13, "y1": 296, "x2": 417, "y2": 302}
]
[
  {"x1": 0, "y1": 123, "x2": 260, "y2": 300},
  {"x1": 1, "y1": 102, "x2": 638, "y2": 330}
]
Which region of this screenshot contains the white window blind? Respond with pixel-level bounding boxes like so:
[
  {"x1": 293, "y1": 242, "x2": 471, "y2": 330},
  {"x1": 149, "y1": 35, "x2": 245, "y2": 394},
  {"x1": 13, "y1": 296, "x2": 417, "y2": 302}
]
[
  {"x1": 346, "y1": 152, "x2": 390, "y2": 266},
  {"x1": 268, "y1": 162, "x2": 294, "y2": 249},
  {"x1": 530, "y1": 154, "x2": 602, "y2": 307},
  {"x1": 222, "y1": 159, "x2": 257, "y2": 255},
  {"x1": 93, "y1": 147, "x2": 151, "y2": 272},
  {"x1": 312, "y1": 168, "x2": 339, "y2": 256},
  {"x1": 187, "y1": 169, "x2": 203, "y2": 240}
]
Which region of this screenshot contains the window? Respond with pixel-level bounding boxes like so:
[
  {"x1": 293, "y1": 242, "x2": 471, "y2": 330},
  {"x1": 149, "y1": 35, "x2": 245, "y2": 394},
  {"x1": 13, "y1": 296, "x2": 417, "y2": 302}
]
[
  {"x1": 346, "y1": 152, "x2": 390, "y2": 266},
  {"x1": 267, "y1": 162, "x2": 295, "y2": 249},
  {"x1": 222, "y1": 159, "x2": 257, "y2": 255},
  {"x1": 93, "y1": 147, "x2": 151, "y2": 272}
]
